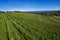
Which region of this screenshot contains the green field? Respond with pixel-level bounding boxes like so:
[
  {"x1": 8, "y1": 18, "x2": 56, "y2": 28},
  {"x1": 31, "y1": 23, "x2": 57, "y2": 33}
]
[{"x1": 0, "y1": 12, "x2": 60, "y2": 40}]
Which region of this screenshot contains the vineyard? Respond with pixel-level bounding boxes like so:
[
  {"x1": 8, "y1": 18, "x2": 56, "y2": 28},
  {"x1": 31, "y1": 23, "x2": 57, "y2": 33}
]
[{"x1": 0, "y1": 12, "x2": 60, "y2": 40}]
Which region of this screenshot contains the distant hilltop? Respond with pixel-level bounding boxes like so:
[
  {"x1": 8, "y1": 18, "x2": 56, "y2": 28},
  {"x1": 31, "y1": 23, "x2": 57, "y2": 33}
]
[
  {"x1": 0, "y1": 10, "x2": 60, "y2": 16},
  {"x1": 0, "y1": 10, "x2": 60, "y2": 13}
]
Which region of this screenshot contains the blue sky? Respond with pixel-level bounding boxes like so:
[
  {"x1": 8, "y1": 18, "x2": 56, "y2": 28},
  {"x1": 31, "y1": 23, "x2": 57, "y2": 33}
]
[{"x1": 0, "y1": 0, "x2": 60, "y2": 11}]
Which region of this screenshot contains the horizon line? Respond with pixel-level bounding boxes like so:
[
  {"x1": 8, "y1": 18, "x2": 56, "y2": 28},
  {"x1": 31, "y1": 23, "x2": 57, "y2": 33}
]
[{"x1": 0, "y1": 10, "x2": 60, "y2": 12}]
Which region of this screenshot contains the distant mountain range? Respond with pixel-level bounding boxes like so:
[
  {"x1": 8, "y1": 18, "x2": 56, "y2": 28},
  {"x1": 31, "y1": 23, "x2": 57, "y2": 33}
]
[
  {"x1": 0, "y1": 10, "x2": 60, "y2": 13},
  {"x1": 0, "y1": 10, "x2": 60, "y2": 16},
  {"x1": 15, "y1": 10, "x2": 60, "y2": 14}
]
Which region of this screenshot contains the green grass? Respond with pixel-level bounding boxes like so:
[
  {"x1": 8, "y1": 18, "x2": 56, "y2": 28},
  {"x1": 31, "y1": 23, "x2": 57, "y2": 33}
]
[{"x1": 0, "y1": 12, "x2": 60, "y2": 40}]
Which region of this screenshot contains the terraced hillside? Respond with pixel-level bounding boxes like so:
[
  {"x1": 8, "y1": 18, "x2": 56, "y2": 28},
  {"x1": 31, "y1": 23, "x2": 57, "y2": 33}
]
[{"x1": 0, "y1": 12, "x2": 60, "y2": 40}]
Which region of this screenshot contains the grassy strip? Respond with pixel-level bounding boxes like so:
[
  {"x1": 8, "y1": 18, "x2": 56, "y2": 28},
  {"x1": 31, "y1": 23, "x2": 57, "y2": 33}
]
[{"x1": 0, "y1": 14, "x2": 7, "y2": 40}]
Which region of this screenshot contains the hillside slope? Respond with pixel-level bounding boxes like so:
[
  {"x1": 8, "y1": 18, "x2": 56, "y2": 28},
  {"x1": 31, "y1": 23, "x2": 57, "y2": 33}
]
[{"x1": 0, "y1": 12, "x2": 60, "y2": 40}]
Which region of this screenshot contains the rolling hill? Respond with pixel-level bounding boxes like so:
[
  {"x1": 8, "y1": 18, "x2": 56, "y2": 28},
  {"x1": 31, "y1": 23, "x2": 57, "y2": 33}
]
[{"x1": 0, "y1": 12, "x2": 60, "y2": 40}]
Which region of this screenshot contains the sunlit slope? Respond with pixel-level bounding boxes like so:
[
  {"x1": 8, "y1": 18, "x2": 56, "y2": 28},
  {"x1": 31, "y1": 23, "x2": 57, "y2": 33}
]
[{"x1": 0, "y1": 12, "x2": 60, "y2": 40}]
